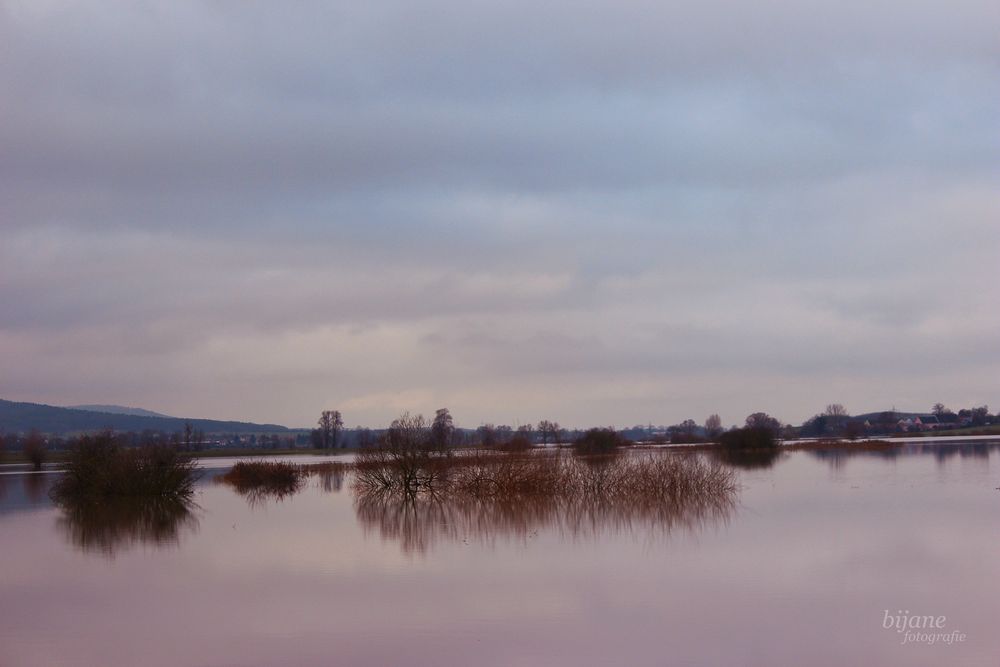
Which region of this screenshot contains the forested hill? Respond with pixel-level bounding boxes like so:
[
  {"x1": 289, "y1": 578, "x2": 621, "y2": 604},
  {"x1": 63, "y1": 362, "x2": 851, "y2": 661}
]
[
  {"x1": 0, "y1": 399, "x2": 290, "y2": 435},
  {"x1": 69, "y1": 404, "x2": 172, "y2": 418}
]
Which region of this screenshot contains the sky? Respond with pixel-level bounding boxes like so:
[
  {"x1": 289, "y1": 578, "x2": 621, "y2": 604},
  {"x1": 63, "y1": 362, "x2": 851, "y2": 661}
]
[{"x1": 1, "y1": 0, "x2": 998, "y2": 429}]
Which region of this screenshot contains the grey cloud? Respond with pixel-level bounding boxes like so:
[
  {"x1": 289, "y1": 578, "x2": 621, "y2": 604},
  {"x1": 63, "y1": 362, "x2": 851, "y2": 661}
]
[{"x1": 0, "y1": 0, "x2": 997, "y2": 427}]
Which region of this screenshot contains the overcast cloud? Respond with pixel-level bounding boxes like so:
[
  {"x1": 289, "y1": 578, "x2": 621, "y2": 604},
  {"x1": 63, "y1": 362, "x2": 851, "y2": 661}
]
[{"x1": 1, "y1": 0, "x2": 997, "y2": 428}]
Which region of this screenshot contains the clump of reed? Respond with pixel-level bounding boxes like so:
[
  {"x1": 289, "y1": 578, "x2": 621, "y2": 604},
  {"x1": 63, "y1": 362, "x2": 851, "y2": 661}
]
[
  {"x1": 50, "y1": 432, "x2": 198, "y2": 503},
  {"x1": 215, "y1": 460, "x2": 306, "y2": 503},
  {"x1": 354, "y1": 448, "x2": 736, "y2": 504},
  {"x1": 449, "y1": 450, "x2": 564, "y2": 496}
]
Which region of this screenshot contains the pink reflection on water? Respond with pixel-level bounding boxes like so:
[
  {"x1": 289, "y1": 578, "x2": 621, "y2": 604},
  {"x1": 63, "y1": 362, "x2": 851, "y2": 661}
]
[{"x1": 0, "y1": 446, "x2": 998, "y2": 666}]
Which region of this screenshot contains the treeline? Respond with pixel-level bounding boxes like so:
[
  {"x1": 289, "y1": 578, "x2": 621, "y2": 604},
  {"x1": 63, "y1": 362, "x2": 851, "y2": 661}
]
[
  {"x1": 307, "y1": 407, "x2": 784, "y2": 452},
  {"x1": 645, "y1": 402, "x2": 998, "y2": 442},
  {"x1": 0, "y1": 425, "x2": 311, "y2": 471},
  {"x1": 307, "y1": 407, "x2": 579, "y2": 451},
  {"x1": 5, "y1": 401, "x2": 996, "y2": 469}
]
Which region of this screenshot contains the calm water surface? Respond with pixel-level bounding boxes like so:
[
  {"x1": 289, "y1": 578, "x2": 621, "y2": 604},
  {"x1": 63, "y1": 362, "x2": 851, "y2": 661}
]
[{"x1": 1, "y1": 444, "x2": 998, "y2": 666}]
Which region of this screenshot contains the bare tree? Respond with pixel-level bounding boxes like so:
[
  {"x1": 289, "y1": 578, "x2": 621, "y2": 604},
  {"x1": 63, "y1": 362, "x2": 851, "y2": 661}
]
[
  {"x1": 537, "y1": 420, "x2": 560, "y2": 445},
  {"x1": 704, "y1": 414, "x2": 723, "y2": 439},
  {"x1": 384, "y1": 412, "x2": 428, "y2": 451},
  {"x1": 430, "y1": 408, "x2": 455, "y2": 452},
  {"x1": 183, "y1": 422, "x2": 193, "y2": 448},
  {"x1": 495, "y1": 425, "x2": 513, "y2": 446},
  {"x1": 318, "y1": 410, "x2": 344, "y2": 450},
  {"x1": 745, "y1": 412, "x2": 781, "y2": 433},
  {"x1": 932, "y1": 403, "x2": 948, "y2": 416},
  {"x1": 354, "y1": 412, "x2": 450, "y2": 492},
  {"x1": 355, "y1": 428, "x2": 376, "y2": 449},
  {"x1": 477, "y1": 424, "x2": 497, "y2": 448},
  {"x1": 971, "y1": 405, "x2": 989, "y2": 427},
  {"x1": 824, "y1": 404, "x2": 848, "y2": 417}
]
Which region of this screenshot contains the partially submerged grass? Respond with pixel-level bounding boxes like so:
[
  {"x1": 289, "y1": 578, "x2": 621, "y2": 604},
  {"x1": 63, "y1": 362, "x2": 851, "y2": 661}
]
[
  {"x1": 213, "y1": 460, "x2": 354, "y2": 504},
  {"x1": 354, "y1": 451, "x2": 737, "y2": 554},
  {"x1": 354, "y1": 448, "x2": 736, "y2": 499},
  {"x1": 207, "y1": 442, "x2": 739, "y2": 553},
  {"x1": 352, "y1": 449, "x2": 738, "y2": 552},
  {"x1": 215, "y1": 460, "x2": 307, "y2": 504}
]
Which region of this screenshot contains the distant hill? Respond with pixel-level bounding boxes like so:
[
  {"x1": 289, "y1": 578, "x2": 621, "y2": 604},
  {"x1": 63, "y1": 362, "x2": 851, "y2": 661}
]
[
  {"x1": 0, "y1": 399, "x2": 290, "y2": 435},
  {"x1": 69, "y1": 404, "x2": 173, "y2": 419}
]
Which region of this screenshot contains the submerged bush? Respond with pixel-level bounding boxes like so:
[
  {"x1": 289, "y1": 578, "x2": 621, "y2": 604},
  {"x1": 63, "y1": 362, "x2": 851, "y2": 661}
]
[
  {"x1": 573, "y1": 428, "x2": 628, "y2": 456},
  {"x1": 712, "y1": 426, "x2": 782, "y2": 469},
  {"x1": 718, "y1": 426, "x2": 779, "y2": 451},
  {"x1": 50, "y1": 432, "x2": 198, "y2": 503}
]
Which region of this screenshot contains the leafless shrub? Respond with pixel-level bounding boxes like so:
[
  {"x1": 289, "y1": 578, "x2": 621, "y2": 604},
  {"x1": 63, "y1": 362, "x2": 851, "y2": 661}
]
[
  {"x1": 51, "y1": 432, "x2": 198, "y2": 503},
  {"x1": 50, "y1": 432, "x2": 200, "y2": 557},
  {"x1": 354, "y1": 412, "x2": 454, "y2": 492}
]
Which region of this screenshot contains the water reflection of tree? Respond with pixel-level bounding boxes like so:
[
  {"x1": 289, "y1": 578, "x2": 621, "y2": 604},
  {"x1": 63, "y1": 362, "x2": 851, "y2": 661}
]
[
  {"x1": 710, "y1": 447, "x2": 785, "y2": 470},
  {"x1": 317, "y1": 467, "x2": 345, "y2": 493},
  {"x1": 22, "y1": 473, "x2": 49, "y2": 503},
  {"x1": 355, "y1": 485, "x2": 736, "y2": 555},
  {"x1": 220, "y1": 482, "x2": 303, "y2": 508},
  {"x1": 804, "y1": 442, "x2": 1000, "y2": 470},
  {"x1": 55, "y1": 497, "x2": 199, "y2": 558},
  {"x1": 214, "y1": 461, "x2": 349, "y2": 507}
]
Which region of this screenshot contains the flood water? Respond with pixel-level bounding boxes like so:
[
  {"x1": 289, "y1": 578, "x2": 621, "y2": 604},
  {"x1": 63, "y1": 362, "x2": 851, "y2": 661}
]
[{"x1": 1, "y1": 443, "x2": 998, "y2": 666}]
